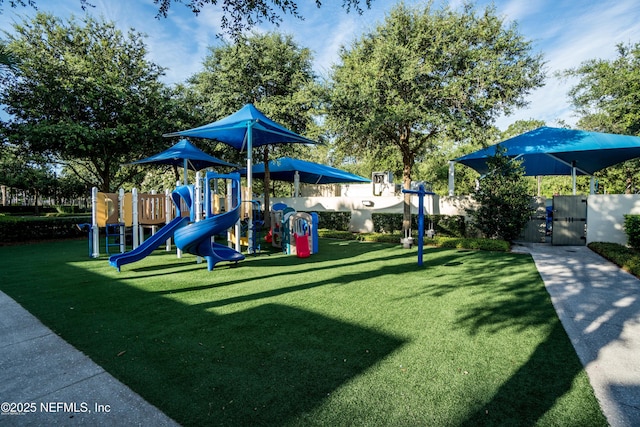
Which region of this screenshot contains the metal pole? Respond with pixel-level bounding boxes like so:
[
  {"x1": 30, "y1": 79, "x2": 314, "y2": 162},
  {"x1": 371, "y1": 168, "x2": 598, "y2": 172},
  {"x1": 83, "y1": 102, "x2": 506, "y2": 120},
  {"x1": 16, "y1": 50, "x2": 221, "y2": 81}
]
[
  {"x1": 417, "y1": 185, "x2": 425, "y2": 266},
  {"x1": 246, "y1": 122, "x2": 254, "y2": 252}
]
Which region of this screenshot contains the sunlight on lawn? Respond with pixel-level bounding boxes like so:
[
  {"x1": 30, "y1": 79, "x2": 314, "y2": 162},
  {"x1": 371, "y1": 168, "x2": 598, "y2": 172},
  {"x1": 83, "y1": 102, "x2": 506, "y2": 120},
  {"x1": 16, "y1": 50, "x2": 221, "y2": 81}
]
[{"x1": 0, "y1": 239, "x2": 606, "y2": 426}]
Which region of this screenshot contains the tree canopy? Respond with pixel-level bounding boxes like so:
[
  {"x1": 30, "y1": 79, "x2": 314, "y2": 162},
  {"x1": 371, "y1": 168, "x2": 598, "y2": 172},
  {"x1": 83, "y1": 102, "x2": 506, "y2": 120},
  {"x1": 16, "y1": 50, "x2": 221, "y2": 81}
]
[
  {"x1": 325, "y1": 2, "x2": 545, "y2": 232},
  {"x1": 155, "y1": 0, "x2": 371, "y2": 38},
  {"x1": 565, "y1": 42, "x2": 640, "y2": 193},
  {"x1": 186, "y1": 31, "x2": 321, "y2": 219},
  {"x1": 0, "y1": 0, "x2": 373, "y2": 39},
  {"x1": 0, "y1": 13, "x2": 184, "y2": 192}
]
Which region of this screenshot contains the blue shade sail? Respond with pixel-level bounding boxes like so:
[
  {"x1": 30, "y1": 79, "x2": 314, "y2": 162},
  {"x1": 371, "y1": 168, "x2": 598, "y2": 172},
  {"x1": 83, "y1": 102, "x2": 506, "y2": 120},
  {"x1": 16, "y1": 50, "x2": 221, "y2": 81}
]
[
  {"x1": 127, "y1": 139, "x2": 236, "y2": 170},
  {"x1": 455, "y1": 127, "x2": 640, "y2": 176},
  {"x1": 163, "y1": 104, "x2": 317, "y2": 150},
  {"x1": 239, "y1": 157, "x2": 370, "y2": 184}
]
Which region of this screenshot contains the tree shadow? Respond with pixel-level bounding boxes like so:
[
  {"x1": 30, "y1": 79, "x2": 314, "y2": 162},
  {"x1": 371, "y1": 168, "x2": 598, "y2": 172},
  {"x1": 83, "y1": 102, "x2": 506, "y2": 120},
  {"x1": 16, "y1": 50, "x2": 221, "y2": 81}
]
[
  {"x1": 2, "y1": 251, "x2": 405, "y2": 426},
  {"x1": 454, "y1": 245, "x2": 637, "y2": 426}
]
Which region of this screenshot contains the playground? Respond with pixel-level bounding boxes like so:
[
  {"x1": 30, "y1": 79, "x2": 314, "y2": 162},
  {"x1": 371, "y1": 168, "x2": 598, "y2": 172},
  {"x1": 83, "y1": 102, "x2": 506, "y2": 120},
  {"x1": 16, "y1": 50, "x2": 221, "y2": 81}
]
[
  {"x1": 0, "y1": 237, "x2": 606, "y2": 426},
  {"x1": 3, "y1": 105, "x2": 628, "y2": 425},
  {"x1": 90, "y1": 171, "x2": 319, "y2": 272}
]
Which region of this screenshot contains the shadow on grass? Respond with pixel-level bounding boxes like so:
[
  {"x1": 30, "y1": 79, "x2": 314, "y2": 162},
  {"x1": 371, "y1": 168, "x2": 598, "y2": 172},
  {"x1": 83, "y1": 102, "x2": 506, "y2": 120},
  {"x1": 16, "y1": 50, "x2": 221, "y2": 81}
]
[
  {"x1": 391, "y1": 248, "x2": 608, "y2": 426},
  {"x1": 449, "y1": 252, "x2": 607, "y2": 426},
  {"x1": 460, "y1": 321, "x2": 589, "y2": 426},
  {"x1": 0, "y1": 239, "x2": 609, "y2": 426},
  {"x1": 0, "y1": 241, "x2": 406, "y2": 426},
  {"x1": 154, "y1": 241, "x2": 414, "y2": 296}
]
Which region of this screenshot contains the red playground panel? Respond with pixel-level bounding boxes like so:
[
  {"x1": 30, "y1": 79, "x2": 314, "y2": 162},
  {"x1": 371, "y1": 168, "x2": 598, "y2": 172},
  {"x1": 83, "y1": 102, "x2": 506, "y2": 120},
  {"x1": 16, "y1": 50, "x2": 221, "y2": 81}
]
[{"x1": 294, "y1": 233, "x2": 310, "y2": 258}]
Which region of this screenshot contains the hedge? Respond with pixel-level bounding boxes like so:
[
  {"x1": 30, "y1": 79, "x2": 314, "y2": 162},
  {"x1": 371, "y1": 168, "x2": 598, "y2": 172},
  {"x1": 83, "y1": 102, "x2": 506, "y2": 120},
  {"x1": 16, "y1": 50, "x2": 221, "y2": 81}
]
[
  {"x1": 623, "y1": 214, "x2": 640, "y2": 249},
  {"x1": 317, "y1": 229, "x2": 509, "y2": 252},
  {"x1": 589, "y1": 242, "x2": 640, "y2": 277},
  {"x1": 315, "y1": 211, "x2": 351, "y2": 231},
  {"x1": 0, "y1": 216, "x2": 88, "y2": 244},
  {"x1": 371, "y1": 213, "x2": 466, "y2": 237}
]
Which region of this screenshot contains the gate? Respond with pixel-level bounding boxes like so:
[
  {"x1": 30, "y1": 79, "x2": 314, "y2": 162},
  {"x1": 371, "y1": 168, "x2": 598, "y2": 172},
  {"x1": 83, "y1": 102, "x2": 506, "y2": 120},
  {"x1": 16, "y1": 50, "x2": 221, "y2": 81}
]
[
  {"x1": 552, "y1": 195, "x2": 587, "y2": 245},
  {"x1": 519, "y1": 197, "x2": 547, "y2": 243}
]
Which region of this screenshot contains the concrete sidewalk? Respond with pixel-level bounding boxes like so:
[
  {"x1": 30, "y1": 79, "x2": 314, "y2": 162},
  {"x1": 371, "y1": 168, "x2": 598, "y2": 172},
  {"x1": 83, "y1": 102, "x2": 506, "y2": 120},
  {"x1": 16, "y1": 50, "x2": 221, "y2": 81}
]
[
  {"x1": 513, "y1": 243, "x2": 640, "y2": 427},
  {"x1": 0, "y1": 291, "x2": 179, "y2": 426}
]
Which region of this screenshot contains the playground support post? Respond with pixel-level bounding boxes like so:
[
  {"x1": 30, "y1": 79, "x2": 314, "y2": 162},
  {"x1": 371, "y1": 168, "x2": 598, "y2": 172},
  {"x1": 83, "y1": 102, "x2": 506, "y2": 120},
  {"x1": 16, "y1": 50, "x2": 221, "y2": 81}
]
[
  {"x1": 448, "y1": 161, "x2": 455, "y2": 196},
  {"x1": 165, "y1": 189, "x2": 172, "y2": 252},
  {"x1": 132, "y1": 188, "x2": 139, "y2": 249},
  {"x1": 118, "y1": 189, "x2": 126, "y2": 254},
  {"x1": 91, "y1": 187, "x2": 100, "y2": 258},
  {"x1": 229, "y1": 179, "x2": 242, "y2": 253},
  {"x1": 195, "y1": 171, "x2": 203, "y2": 264}
]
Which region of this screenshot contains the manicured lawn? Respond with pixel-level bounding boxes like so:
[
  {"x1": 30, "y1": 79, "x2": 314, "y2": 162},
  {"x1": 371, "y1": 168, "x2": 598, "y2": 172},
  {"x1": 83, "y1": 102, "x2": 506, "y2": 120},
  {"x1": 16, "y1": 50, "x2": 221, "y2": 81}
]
[{"x1": 0, "y1": 238, "x2": 606, "y2": 426}]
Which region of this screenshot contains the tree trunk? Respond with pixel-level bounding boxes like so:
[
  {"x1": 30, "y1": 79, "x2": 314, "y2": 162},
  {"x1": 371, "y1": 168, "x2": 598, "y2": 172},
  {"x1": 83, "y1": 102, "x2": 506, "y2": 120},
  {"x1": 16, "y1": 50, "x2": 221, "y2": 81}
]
[
  {"x1": 172, "y1": 165, "x2": 180, "y2": 185},
  {"x1": 402, "y1": 163, "x2": 412, "y2": 238},
  {"x1": 33, "y1": 188, "x2": 40, "y2": 215}
]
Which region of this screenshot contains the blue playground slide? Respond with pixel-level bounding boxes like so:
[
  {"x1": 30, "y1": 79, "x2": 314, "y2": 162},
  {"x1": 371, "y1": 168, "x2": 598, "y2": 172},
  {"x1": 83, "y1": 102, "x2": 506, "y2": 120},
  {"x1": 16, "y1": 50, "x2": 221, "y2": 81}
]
[
  {"x1": 109, "y1": 175, "x2": 243, "y2": 272},
  {"x1": 108, "y1": 216, "x2": 190, "y2": 272},
  {"x1": 173, "y1": 205, "x2": 245, "y2": 271}
]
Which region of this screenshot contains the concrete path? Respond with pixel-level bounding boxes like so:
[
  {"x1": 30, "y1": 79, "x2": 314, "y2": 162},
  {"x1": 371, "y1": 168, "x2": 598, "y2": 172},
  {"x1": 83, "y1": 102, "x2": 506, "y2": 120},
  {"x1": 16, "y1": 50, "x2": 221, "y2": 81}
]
[
  {"x1": 513, "y1": 243, "x2": 640, "y2": 427},
  {"x1": 0, "y1": 291, "x2": 179, "y2": 426}
]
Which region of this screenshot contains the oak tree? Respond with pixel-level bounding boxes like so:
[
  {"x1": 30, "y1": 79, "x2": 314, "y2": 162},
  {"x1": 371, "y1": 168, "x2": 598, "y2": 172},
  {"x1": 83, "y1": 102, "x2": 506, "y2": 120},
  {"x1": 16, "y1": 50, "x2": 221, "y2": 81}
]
[
  {"x1": 325, "y1": 2, "x2": 545, "y2": 234},
  {"x1": 1, "y1": 13, "x2": 181, "y2": 191}
]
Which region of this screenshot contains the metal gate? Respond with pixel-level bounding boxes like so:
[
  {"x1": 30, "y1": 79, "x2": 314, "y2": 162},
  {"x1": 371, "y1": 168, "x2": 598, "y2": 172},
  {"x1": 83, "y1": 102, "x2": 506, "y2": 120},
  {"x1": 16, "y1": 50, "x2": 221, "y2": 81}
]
[{"x1": 552, "y1": 195, "x2": 587, "y2": 245}]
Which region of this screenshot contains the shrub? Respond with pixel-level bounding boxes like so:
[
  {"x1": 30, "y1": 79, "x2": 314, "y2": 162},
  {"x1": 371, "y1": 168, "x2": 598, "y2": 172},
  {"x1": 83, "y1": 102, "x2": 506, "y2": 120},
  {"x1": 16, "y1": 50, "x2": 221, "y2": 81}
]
[
  {"x1": 317, "y1": 229, "x2": 509, "y2": 251},
  {"x1": 588, "y1": 242, "x2": 640, "y2": 277},
  {"x1": 315, "y1": 211, "x2": 351, "y2": 231},
  {"x1": 317, "y1": 229, "x2": 355, "y2": 240},
  {"x1": 432, "y1": 215, "x2": 465, "y2": 237},
  {"x1": 430, "y1": 236, "x2": 510, "y2": 252},
  {"x1": 471, "y1": 145, "x2": 532, "y2": 241},
  {"x1": 0, "y1": 216, "x2": 87, "y2": 243},
  {"x1": 372, "y1": 213, "x2": 407, "y2": 234},
  {"x1": 623, "y1": 215, "x2": 640, "y2": 249},
  {"x1": 372, "y1": 213, "x2": 465, "y2": 237}
]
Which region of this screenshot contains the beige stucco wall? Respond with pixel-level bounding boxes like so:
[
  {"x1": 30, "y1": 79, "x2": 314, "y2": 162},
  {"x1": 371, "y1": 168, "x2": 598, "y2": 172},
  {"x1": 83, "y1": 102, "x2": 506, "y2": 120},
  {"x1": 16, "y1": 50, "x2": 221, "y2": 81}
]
[
  {"x1": 270, "y1": 194, "x2": 441, "y2": 233},
  {"x1": 586, "y1": 194, "x2": 640, "y2": 245}
]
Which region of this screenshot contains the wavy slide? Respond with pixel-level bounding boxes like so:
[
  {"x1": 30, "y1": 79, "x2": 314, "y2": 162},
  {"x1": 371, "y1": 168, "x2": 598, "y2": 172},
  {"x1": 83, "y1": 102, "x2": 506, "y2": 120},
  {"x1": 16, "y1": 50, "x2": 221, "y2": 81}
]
[
  {"x1": 108, "y1": 216, "x2": 190, "y2": 272},
  {"x1": 173, "y1": 204, "x2": 245, "y2": 271}
]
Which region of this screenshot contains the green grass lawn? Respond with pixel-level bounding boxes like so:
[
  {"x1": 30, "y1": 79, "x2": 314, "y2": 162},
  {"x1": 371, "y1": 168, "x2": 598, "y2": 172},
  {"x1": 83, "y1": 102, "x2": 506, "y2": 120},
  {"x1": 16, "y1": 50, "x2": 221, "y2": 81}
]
[{"x1": 0, "y1": 238, "x2": 606, "y2": 426}]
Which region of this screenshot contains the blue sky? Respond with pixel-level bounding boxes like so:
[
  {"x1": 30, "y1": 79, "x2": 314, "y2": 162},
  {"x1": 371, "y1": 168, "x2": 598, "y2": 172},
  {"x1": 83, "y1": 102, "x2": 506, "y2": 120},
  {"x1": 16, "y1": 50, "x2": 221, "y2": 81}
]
[{"x1": 2, "y1": 0, "x2": 640, "y2": 130}]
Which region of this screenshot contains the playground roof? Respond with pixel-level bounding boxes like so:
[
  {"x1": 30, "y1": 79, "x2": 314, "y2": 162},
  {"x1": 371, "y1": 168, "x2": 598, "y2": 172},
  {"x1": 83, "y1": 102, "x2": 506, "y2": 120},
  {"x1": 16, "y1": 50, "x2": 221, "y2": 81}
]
[
  {"x1": 454, "y1": 126, "x2": 640, "y2": 176},
  {"x1": 128, "y1": 139, "x2": 236, "y2": 171},
  {"x1": 163, "y1": 104, "x2": 317, "y2": 151},
  {"x1": 239, "y1": 157, "x2": 371, "y2": 184}
]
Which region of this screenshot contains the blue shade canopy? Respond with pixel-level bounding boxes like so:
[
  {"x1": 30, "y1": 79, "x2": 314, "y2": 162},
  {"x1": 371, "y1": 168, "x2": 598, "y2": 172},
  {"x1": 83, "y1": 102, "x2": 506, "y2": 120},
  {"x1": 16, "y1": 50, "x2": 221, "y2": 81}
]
[
  {"x1": 163, "y1": 104, "x2": 317, "y2": 150},
  {"x1": 127, "y1": 139, "x2": 236, "y2": 170},
  {"x1": 455, "y1": 127, "x2": 640, "y2": 176},
  {"x1": 239, "y1": 157, "x2": 371, "y2": 184},
  {"x1": 164, "y1": 104, "x2": 318, "y2": 249}
]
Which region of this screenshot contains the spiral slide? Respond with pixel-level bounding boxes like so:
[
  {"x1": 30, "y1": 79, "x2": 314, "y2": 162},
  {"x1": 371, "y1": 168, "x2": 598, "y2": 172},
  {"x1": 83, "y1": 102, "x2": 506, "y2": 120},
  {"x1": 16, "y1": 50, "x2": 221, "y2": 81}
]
[
  {"x1": 109, "y1": 174, "x2": 244, "y2": 272},
  {"x1": 173, "y1": 205, "x2": 245, "y2": 271}
]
